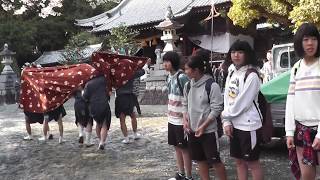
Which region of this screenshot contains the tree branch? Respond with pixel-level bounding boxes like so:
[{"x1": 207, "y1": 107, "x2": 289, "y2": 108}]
[{"x1": 250, "y1": 4, "x2": 292, "y2": 26}]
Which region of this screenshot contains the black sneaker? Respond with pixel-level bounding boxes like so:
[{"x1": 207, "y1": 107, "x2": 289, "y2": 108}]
[
  {"x1": 175, "y1": 173, "x2": 185, "y2": 180},
  {"x1": 48, "y1": 134, "x2": 53, "y2": 140},
  {"x1": 98, "y1": 144, "x2": 105, "y2": 150},
  {"x1": 78, "y1": 136, "x2": 84, "y2": 144},
  {"x1": 185, "y1": 177, "x2": 193, "y2": 180}
]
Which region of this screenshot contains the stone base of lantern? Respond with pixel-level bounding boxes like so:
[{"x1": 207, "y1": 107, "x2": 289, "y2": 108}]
[
  {"x1": 0, "y1": 72, "x2": 18, "y2": 105},
  {"x1": 139, "y1": 75, "x2": 168, "y2": 105}
]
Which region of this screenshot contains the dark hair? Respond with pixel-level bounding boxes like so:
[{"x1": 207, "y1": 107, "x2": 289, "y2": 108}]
[
  {"x1": 162, "y1": 51, "x2": 181, "y2": 71},
  {"x1": 186, "y1": 49, "x2": 212, "y2": 75},
  {"x1": 226, "y1": 40, "x2": 258, "y2": 66},
  {"x1": 294, "y1": 23, "x2": 320, "y2": 58}
]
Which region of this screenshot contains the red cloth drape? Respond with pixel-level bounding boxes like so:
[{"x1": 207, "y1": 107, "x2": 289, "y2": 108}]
[
  {"x1": 20, "y1": 52, "x2": 148, "y2": 113},
  {"x1": 91, "y1": 52, "x2": 148, "y2": 93},
  {"x1": 19, "y1": 64, "x2": 100, "y2": 113}
]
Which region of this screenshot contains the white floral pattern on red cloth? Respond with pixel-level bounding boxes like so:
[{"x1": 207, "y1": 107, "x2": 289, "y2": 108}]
[
  {"x1": 19, "y1": 53, "x2": 148, "y2": 113},
  {"x1": 19, "y1": 64, "x2": 100, "y2": 113}
]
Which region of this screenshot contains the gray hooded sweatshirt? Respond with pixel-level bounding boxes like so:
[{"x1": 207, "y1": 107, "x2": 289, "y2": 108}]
[{"x1": 182, "y1": 74, "x2": 223, "y2": 134}]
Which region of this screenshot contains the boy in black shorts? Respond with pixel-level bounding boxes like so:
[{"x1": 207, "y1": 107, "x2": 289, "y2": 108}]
[{"x1": 163, "y1": 51, "x2": 192, "y2": 180}]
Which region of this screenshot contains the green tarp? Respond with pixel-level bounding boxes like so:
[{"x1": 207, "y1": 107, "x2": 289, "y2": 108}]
[{"x1": 260, "y1": 71, "x2": 291, "y2": 103}]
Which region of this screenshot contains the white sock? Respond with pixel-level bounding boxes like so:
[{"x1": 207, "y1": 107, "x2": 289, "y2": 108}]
[
  {"x1": 78, "y1": 126, "x2": 84, "y2": 137},
  {"x1": 85, "y1": 132, "x2": 92, "y2": 144}
]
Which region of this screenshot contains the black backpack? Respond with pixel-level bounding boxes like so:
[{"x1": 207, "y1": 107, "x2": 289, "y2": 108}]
[
  {"x1": 229, "y1": 68, "x2": 273, "y2": 144},
  {"x1": 185, "y1": 78, "x2": 224, "y2": 138}
]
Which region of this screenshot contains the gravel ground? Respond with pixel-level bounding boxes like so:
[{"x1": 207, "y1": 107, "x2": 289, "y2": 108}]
[{"x1": 0, "y1": 95, "x2": 293, "y2": 180}]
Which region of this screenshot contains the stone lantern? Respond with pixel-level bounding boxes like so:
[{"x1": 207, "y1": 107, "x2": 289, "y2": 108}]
[
  {"x1": 155, "y1": 6, "x2": 184, "y2": 65},
  {"x1": 0, "y1": 43, "x2": 18, "y2": 104},
  {"x1": 0, "y1": 44, "x2": 16, "y2": 75},
  {"x1": 140, "y1": 6, "x2": 184, "y2": 105}
]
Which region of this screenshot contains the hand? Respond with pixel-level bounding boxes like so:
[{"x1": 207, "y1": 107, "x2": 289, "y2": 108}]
[
  {"x1": 183, "y1": 119, "x2": 191, "y2": 134},
  {"x1": 286, "y1": 136, "x2": 295, "y2": 149},
  {"x1": 146, "y1": 58, "x2": 152, "y2": 65},
  {"x1": 224, "y1": 125, "x2": 233, "y2": 138},
  {"x1": 312, "y1": 137, "x2": 320, "y2": 150},
  {"x1": 195, "y1": 126, "x2": 205, "y2": 137}
]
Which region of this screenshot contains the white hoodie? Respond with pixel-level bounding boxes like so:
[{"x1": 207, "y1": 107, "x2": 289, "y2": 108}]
[{"x1": 222, "y1": 65, "x2": 262, "y2": 131}]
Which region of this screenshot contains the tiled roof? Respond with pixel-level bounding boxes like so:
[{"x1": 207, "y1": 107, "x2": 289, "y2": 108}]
[
  {"x1": 34, "y1": 44, "x2": 102, "y2": 65},
  {"x1": 75, "y1": 0, "x2": 230, "y2": 32}
]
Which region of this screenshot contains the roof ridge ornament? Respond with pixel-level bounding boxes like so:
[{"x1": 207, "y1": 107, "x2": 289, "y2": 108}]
[{"x1": 165, "y1": 6, "x2": 174, "y2": 20}]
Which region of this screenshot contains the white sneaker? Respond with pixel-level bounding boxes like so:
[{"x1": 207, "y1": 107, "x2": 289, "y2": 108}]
[
  {"x1": 122, "y1": 137, "x2": 130, "y2": 144},
  {"x1": 85, "y1": 139, "x2": 95, "y2": 147},
  {"x1": 23, "y1": 135, "x2": 33, "y2": 140},
  {"x1": 38, "y1": 136, "x2": 47, "y2": 141},
  {"x1": 58, "y1": 136, "x2": 64, "y2": 144},
  {"x1": 133, "y1": 133, "x2": 141, "y2": 140}
]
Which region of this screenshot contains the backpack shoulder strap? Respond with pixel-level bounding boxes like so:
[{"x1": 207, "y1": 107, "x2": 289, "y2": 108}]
[
  {"x1": 244, "y1": 68, "x2": 263, "y2": 121},
  {"x1": 176, "y1": 71, "x2": 184, "y2": 95},
  {"x1": 293, "y1": 60, "x2": 302, "y2": 77},
  {"x1": 186, "y1": 81, "x2": 191, "y2": 96},
  {"x1": 229, "y1": 70, "x2": 234, "y2": 79},
  {"x1": 205, "y1": 78, "x2": 214, "y2": 102},
  {"x1": 244, "y1": 68, "x2": 259, "y2": 83},
  {"x1": 253, "y1": 92, "x2": 263, "y2": 122}
]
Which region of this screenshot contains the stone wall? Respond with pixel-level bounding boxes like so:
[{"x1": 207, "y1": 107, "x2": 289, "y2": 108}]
[
  {"x1": 0, "y1": 73, "x2": 19, "y2": 105},
  {"x1": 139, "y1": 75, "x2": 168, "y2": 105}
]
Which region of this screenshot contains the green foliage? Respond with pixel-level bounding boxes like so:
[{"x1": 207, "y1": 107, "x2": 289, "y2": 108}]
[
  {"x1": 0, "y1": 16, "x2": 38, "y2": 67},
  {"x1": 289, "y1": 0, "x2": 320, "y2": 30},
  {"x1": 103, "y1": 24, "x2": 139, "y2": 55},
  {"x1": 228, "y1": 0, "x2": 320, "y2": 31},
  {"x1": 61, "y1": 31, "x2": 103, "y2": 65},
  {"x1": 0, "y1": 0, "x2": 119, "y2": 67}
]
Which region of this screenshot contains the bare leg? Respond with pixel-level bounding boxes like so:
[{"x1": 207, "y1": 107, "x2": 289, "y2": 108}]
[
  {"x1": 96, "y1": 123, "x2": 101, "y2": 140},
  {"x1": 86, "y1": 122, "x2": 93, "y2": 133},
  {"x1": 100, "y1": 121, "x2": 108, "y2": 144},
  {"x1": 23, "y1": 118, "x2": 33, "y2": 140},
  {"x1": 296, "y1": 146, "x2": 316, "y2": 180},
  {"x1": 248, "y1": 160, "x2": 263, "y2": 180},
  {"x1": 181, "y1": 148, "x2": 192, "y2": 178},
  {"x1": 43, "y1": 119, "x2": 49, "y2": 138},
  {"x1": 57, "y1": 115, "x2": 63, "y2": 138},
  {"x1": 130, "y1": 112, "x2": 137, "y2": 133},
  {"x1": 120, "y1": 113, "x2": 128, "y2": 137},
  {"x1": 25, "y1": 120, "x2": 31, "y2": 135},
  {"x1": 175, "y1": 147, "x2": 185, "y2": 174},
  {"x1": 197, "y1": 161, "x2": 209, "y2": 180},
  {"x1": 97, "y1": 121, "x2": 108, "y2": 150},
  {"x1": 235, "y1": 158, "x2": 249, "y2": 180},
  {"x1": 213, "y1": 162, "x2": 227, "y2": 180}
]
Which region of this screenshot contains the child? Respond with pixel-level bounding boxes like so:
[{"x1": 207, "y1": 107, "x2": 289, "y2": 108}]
[
  {"x1": 286, "y1": 23, "x2": 320, "y2": 179},
  {"x1": 40, "y1": 105, "x2": 66, "y2": 144},
  {"x1": 163, "y1": 51, "x2": 192, "y2": 180},
  {"x1": 23, "y1": 111, "x2": 53, "y2": 140},
  {"x1": 183, "y1": 50, "x2": 227, "y2": 180},
  {"x1": 222, "y1": 40, "x2": 263, "y2": 180},
  {"x1": 115, "y1": 61, "x2": 150, "y2": 144},
  {"x1": 83, "y1": 75, "x2": 111, "y2": 150},
  {"x1": 74, "y1": 88, "x2": 94, "y2": 147}
]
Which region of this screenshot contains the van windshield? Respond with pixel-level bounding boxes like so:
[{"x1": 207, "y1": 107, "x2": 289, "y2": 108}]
[{"x1": 280, "y1": 51, "x2": 299, "y2": 68}]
